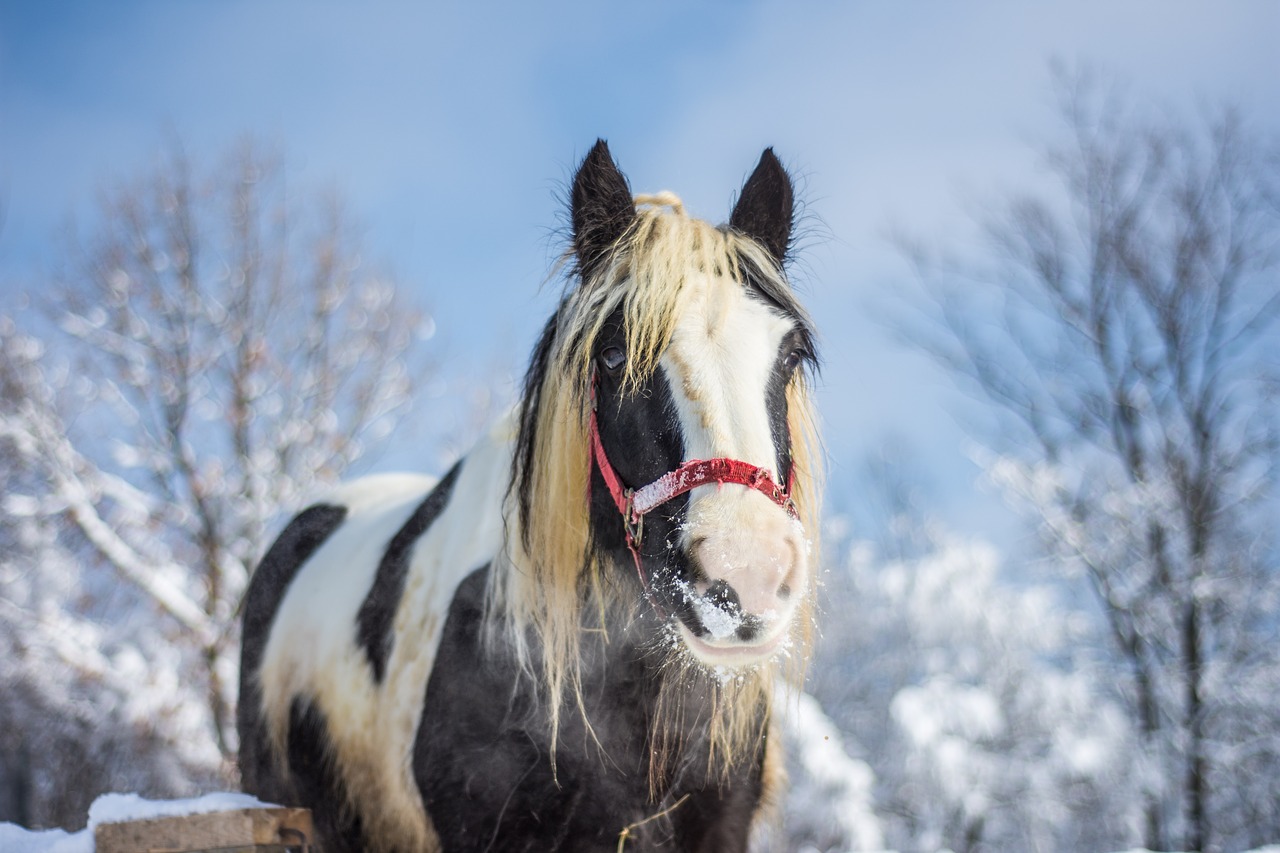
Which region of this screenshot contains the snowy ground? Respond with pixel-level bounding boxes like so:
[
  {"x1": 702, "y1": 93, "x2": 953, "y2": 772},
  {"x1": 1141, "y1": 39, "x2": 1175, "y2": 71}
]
[
  {"x1": 4, "y1": 791, "x2": 1279, "y2": 853},
  {"x1": 0, "y1": 792, "x2": 271, "y2": 853}
]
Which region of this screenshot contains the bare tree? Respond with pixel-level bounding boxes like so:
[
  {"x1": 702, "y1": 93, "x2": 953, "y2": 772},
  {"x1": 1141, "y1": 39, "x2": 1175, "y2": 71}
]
[
  {"x1": 812, "y1": 442, "x2": 1133, "y2": 853},
  {"x1": 0, "y1": 139, "x2": 435, "y2": 817},
  {"x1": 899, "y1": 71, "x2": 1280, "y2": 851}
]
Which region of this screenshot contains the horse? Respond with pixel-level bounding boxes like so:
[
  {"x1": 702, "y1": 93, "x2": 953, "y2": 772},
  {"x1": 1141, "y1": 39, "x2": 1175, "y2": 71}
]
[{"x1": 237, "y1": 140, "x2": 822, "y2": 852}]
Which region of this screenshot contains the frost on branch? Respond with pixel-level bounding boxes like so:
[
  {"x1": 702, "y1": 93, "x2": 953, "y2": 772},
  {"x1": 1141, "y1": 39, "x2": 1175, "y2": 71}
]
[
  {"x1": 0, "y1": 142, "x2": 436, "y2": 830},
  {"x1": 810, "y1": 484, "x2": 1134, "y2": 852},
  {"x1": 765, "y1": 691, "x2": 883, "y2": 853},
  {"x1": 895, "y1": 70, "x2": 1280, "y2": 851}
]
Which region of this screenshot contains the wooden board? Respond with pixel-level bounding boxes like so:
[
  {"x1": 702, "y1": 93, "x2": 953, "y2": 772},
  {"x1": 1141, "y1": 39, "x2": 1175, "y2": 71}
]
[{"x1": 93, "y1": 806, "x2": 313, "y2": 853}]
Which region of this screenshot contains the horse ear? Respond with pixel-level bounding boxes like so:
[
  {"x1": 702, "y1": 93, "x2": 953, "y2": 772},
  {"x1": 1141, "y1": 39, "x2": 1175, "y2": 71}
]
[
  {"x1": 729, "y1": 148, "x2": 794, "y2": 264},
  {"x1": 572, "y1": 139, "x2": 635, "y2": 282}
]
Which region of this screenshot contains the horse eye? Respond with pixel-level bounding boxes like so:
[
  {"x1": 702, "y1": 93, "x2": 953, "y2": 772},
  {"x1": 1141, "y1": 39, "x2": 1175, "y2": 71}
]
[
  {"x1": 600, "y1": 346, "x2": 626, "y2": 372},
  {"x1": 784, "y1": 349, "x2": 804, "y2": 371}
]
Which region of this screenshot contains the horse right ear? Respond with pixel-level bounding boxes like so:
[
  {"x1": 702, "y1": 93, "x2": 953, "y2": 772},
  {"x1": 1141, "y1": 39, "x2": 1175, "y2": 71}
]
[
  {"x1": 571, "y1": 140, "x2": 635, "y2": 282},
  {"x1": 730, "y1": 148, "x2": 794, "y2": 265}
]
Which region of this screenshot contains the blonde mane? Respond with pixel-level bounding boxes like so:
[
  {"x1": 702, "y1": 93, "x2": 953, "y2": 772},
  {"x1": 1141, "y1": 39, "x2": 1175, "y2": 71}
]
[{"x1": 488, "y1": 194, "x2": 822, "y2": 781}]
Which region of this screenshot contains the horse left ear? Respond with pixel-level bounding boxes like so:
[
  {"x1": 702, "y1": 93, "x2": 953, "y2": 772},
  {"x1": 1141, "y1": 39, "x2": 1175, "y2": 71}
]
[
  {"x1": 572, "y1": 139, "x2": 636, "y2": 282},
  {"x1": 729, "y1": 148, "x2": 794, "y2": 264}
]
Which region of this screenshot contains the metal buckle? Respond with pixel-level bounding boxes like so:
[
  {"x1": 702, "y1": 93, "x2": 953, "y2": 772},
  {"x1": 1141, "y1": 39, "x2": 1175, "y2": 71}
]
[{"x1": 623, "y1": 488, "x2": 644, "y2": 547}]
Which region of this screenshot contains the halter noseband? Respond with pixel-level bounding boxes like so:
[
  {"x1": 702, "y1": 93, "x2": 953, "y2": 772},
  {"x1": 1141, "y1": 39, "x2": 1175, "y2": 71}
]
[{"x1": 587, "y1": 369, "x2": 798, "y2": 603}]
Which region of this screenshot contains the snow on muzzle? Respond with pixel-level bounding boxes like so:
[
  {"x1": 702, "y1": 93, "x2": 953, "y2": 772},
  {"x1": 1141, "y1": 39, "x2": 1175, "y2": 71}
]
[{"x1": 673, "y1": 486, "x2": 808, "y2": 667}]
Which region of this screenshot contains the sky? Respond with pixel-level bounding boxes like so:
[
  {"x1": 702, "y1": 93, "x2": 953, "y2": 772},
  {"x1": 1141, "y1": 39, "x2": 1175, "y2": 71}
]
[{"x1": 2, "y1": 0, "x2": 1277, "y2": 552}]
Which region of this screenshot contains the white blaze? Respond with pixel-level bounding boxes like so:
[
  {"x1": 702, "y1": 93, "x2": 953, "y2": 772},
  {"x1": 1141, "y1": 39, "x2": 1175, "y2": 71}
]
[{"x1": 659, "y1": 271, "x2": 806, "y2": 647}]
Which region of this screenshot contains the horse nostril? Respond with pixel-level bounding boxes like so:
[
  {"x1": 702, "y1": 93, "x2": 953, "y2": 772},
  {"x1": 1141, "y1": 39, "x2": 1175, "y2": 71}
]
[{"x1": 704, "y1": 579, "x2": 742, "y2": 615}]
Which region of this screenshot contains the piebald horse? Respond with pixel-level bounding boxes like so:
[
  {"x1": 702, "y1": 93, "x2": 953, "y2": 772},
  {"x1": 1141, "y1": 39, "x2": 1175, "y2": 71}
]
[{"x1": 238, "y1": 141, "x2": 821, "y2": 852}]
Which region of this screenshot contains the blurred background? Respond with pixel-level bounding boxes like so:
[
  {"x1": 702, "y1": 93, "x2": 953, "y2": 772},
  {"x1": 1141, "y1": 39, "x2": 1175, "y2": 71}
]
[{"x1": 1, "y1": 2, "x2": 1278, "y2": 851}]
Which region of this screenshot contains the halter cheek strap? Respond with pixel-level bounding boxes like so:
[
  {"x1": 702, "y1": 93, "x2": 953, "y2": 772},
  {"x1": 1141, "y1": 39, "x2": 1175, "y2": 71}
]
[{"x1": 587, "y1": 372, "x2": 798, "y2": 603}]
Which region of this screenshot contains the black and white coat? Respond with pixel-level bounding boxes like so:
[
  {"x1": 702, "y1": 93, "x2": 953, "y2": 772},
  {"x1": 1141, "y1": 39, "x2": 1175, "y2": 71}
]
[{"x1": 238, "y1": 141, "x2": 821, "y2": 853}]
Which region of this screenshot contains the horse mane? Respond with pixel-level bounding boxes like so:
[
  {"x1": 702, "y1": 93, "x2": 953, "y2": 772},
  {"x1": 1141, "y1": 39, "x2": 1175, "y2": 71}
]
[{"x1": 488, "y1": 193, "x2": 823, "y2": 779}]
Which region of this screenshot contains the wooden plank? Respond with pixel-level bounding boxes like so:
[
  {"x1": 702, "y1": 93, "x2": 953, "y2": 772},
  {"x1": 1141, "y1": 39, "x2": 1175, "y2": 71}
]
[{"x1": 93, "y1": 806, "x2": 313, "y2": 853}]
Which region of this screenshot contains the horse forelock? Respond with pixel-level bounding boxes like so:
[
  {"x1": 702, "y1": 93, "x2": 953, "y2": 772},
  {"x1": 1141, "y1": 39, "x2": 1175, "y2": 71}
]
[{"x1": 495, "y1": 197, "x2": 822, "y2": 776}]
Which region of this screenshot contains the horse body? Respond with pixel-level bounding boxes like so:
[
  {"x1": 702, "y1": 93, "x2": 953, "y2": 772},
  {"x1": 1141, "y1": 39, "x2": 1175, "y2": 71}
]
[
  {"x1": 241, "y1": 424, "x2": 512, "y2": 850},
  {"x1": 239, "y1": 141, "x2": 820, "y2": 852}
]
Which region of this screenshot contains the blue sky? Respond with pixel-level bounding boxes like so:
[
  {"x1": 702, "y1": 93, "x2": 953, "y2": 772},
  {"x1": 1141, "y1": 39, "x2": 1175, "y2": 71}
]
[{"x1": 3, "y1": 0, "x2": 1278, "y2": 549}]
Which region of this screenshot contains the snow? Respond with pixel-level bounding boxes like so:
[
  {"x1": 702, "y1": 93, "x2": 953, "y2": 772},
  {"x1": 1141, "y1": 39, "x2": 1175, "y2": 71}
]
[
  {"x1": 674, "y1": 578, "x2": 745, "y2": 640},
  {"x1": 778, "y1": 691, "x2": 884, "y2": 852},
  {"x1": 692, "y1": 594, "x2": 743, "y2": 640},
  {"x1": 0, "y1": 824, "x2": 82, "y2": 853},
  {"x1": 87, "y1": 792, "x2": 270, "y2": 827},
  {"x1": 3, "y1": 789, "x2": 1276, "y2": 853},
  {"x1": 0, "y1": 793, "x2": 274, "y2": 853}
]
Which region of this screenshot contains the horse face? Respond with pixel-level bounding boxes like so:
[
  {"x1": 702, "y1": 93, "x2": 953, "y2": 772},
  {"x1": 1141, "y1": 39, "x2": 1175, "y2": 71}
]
[
  {"x1": 592, "y1": 282, "x2": 811, "y2": 668},
  {"x1": 581, "y1": 143, "x2": 813, "y2": 669}
]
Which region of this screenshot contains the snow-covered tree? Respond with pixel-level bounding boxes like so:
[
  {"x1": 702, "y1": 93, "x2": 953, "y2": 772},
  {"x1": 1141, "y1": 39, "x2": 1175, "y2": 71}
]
[
  {"x1": 773, "y1": 691, "x2": 884, "y2": 853},
  {"x1": 0, "y1": 323, "x2": 229, "y2": 828},
  {"x1": 809, "y1": 446, "x2": 1136, "y2": 853},
  {"x1": 897, "y1": 69, "x2": 1280, "y2": 851},
  {"x1": 0, "y1": 142, "x2": 435, "y2": 828},
  {"x1": 985, "y1": 451, "x2": 1280, "y2": 852}
]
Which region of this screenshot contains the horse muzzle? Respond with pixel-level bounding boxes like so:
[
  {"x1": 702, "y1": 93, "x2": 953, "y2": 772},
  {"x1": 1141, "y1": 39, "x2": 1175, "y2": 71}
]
[{"x1": 671, "y1": 488, "x2": 808, "y2": 667}]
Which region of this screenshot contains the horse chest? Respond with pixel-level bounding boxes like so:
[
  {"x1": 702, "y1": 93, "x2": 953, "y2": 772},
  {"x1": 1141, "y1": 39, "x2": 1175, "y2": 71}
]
[{"x1": 414, "y1": 566, "x2": 765, "y2": 852}]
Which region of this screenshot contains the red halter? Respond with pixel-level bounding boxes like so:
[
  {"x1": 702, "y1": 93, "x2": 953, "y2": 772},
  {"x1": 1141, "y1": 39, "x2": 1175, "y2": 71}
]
[{"x1": 587, "y1": 372, "x2": 798, "y2": 601}]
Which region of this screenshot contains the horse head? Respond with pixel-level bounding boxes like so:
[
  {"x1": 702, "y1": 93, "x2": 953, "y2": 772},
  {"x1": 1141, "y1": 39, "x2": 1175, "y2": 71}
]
[{"x1": 508, "y1": 141, "x2": 820, "y2": 705}]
